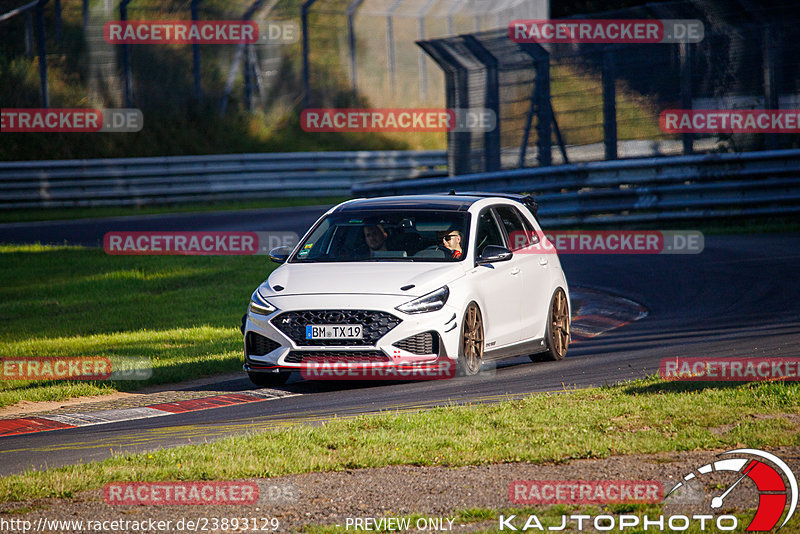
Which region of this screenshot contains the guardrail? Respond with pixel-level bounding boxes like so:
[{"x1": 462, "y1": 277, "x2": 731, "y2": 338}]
[
  {"x1": 352, "y1": 149, "x2": 800, "y2": 225},
  {"x1": 0, "y1": 150, "x2": 447, "y2": 209}
]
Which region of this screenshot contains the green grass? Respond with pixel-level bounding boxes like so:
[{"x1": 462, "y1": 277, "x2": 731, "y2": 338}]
[
  {"x1": 0, "y1": 244, "x2": 276, "y2": 407},
  {"x1": 550, "y1": 63, "x2": 668, "y2": 146},
  {"x1": 0, "y1": 196, "x2": 346, "y2": 224},
  {"x1": 0, "y1": 377, "x2": 798, "y2": 502}
]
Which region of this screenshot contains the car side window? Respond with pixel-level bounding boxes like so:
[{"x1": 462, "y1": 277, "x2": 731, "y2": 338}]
[
  {"x1": 496, "y1": 205, "x2": 539, "y2": 249},
  {"x1": 519, "y1": 210, "x2": 539, "y2": 245},
  {"x1": 475, "y1": 209, "x2": 505, "y2": 256},
  {"x1": 495, "y1": 206, "x2": 531, "y2": 251}
]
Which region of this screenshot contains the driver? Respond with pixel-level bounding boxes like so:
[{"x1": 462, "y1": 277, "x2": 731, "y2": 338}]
[
  {"x1": 363, "y1": 224, "x2": 388, "y2": 251},
  {"x1": 439, "y1": 229, "x2": 463, "y2": 259}
]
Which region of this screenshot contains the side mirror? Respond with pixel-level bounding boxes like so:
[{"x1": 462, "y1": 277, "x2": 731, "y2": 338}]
[
  {"x1": 268, "y1": 246, "x2": 292, "y2": 264},
  {"x1": 476, "y1": 245, "x2": 513, "y2": 265}
]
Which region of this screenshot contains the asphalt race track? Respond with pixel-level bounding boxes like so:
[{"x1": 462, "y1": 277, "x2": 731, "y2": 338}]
[{"x1": 1, "y1": 211, "x2": 799, "y2": 476}]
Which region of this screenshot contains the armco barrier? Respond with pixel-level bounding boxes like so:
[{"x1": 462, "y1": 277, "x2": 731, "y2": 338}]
[
  {"x1": 0, "y1": 150, "x2": 447, "y2": 209},
  {"x1": 352, "y1": 149, "x2": 800, "y2": 225}
]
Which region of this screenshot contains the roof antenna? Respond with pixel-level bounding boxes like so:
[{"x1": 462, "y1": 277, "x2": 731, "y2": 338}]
[{"x1": 448, "y1": 189, "x2": 456, "y2": 195}]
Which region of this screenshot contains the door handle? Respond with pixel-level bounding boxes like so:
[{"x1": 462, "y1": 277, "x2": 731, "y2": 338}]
[
  {"x1": 539, "y1": 257, "x2": 548, "y2": 266},
  {"x1": 510, "y1": 267, "x2": 520, "y2": 275}
]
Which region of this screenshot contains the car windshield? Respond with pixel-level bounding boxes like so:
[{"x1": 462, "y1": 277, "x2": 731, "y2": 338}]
[{"x1": 290, "y1": 210, "x2": 470, "y2": 263}]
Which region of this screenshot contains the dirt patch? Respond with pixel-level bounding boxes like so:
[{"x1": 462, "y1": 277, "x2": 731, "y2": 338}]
[{"x1": 2, "y1": 447, "x2": 798, "y2": 533}]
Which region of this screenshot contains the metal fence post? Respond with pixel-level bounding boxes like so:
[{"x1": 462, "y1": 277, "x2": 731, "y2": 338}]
[
  {"x1": 53, "y1": 0, "x2": 61, "y2": 40},
  {"x1": 463, "y1": 35, "x2": 500, "y2": 173},
  {"x1": 534, "y1": 57, "x2": 552, "y2": 167},
  {"x1": 244, "y1": 45, "x2": 253, "y2": 111},
  {"x1": 763, "y1": 24, "x2": 781, "y2": 150},
  {"x1": 679, "y1": 41, "x2": 693, "y2": 155},
  {"x1": 518, "y1": 43, "x2": 551, "y2": 168},
  {"x1": 417, "y1": 41, "x2": 470, "y2": 176},
  {"x1": 346, "y1": 0, "x2": 365, "y2": 100},
  {"x1": 191, "y1": 0, "x2": 202, "y2": 101},
  {"x1": 385, "y1": 0, "x2": 403, "y2": 96},
  {"x1": 24, "y1": 10, "x2": 34, "y2": 58},
  {"x1": 35, "y1": 0, "x2": 49, "y2": 108},
  {"x1": 219, "y1": 0, "x2": 266, "y2": 115},
  {"x1": 416, "y1": 0, "x2": 437, "y2": 102},
  {"x1": 120, "y1": 0, "x2": 133, "y2": 108},
  {"x1": 386, "y1": 14, "x2": 395, "y2": 93},
  {"x1": 301, "y1": 0, "x2": 318, "y2": 109},
  {"x1": 602, "y1": 48, "x2": 618, "y2": 160}
]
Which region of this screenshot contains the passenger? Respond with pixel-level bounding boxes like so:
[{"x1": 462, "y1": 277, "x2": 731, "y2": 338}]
[{"x1": 439, "y1": 229, "x2": 463, "y2": 259}]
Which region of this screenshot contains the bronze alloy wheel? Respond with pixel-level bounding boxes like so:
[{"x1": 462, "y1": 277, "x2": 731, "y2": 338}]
[
  {"x1": 458, "y1": 302, "x2": 484, "y2": 375},
  {"x1": 544, "y1": 288, "x2": 570, "y2": 360}
]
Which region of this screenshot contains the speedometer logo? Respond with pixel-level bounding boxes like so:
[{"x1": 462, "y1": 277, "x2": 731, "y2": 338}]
[{"x1": 666, "y1": 449, "x2": 798, "y2": 531}]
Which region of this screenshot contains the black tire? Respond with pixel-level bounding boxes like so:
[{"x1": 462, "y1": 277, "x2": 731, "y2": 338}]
[
  {"x1": 248, "y1": 371, "x2": 291, "y2": 387},
  {"x1": 457, "y1": 302, "x2": 484, "y2": 376},
  {"x1": 538, "y1": 288, "x2": 570, "y2": 361}
]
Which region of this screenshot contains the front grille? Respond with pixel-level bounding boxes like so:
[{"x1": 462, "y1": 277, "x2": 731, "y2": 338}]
[
  {"x1": 272, "y1": 310, "x2": 401, "y2": 346},
  {"x1": 246, "y1": 332, "x2": 281, "y2": 356},
  {"x1": 393, "y1": 331, "x2": 439, "y2": 355},
  {"x1": 284, "y1": 350, "x2": 390, "y2": 363}
]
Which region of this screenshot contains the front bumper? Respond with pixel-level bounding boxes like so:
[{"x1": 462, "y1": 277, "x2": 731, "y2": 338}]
[{"x1": 243, "y1": 294, "x2": 461, "y2": 374}]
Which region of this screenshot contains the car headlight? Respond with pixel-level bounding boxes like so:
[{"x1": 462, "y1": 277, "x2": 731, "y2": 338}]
[
  {"x1": 249, "y1": 287, "x2": 278, "y2": 315},
  {"x1": 396, "y1": 286, "x2": 449, "y2": 314}
]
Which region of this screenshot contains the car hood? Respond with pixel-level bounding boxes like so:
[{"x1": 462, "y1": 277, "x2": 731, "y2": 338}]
[{"x1": 263, "y1": 262, "x2": 466, "y2": 298}]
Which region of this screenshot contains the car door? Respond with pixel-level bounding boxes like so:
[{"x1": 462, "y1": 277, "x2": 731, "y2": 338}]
[
  {"x1": 494, "y1": 204, "x2": 552, "y2": 341},
  {"x1": 471, "y1": 207, "x2": 523, "y2": 349}
]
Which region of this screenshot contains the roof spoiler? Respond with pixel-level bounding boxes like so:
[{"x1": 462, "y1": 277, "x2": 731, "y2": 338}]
[{"x1": 446, "y1": 190, "x2": 538, "y2": 217}]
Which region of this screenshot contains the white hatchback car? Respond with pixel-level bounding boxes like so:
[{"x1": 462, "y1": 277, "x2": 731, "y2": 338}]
[{"x1": 243, "y1": 192, "x2": 570, "y2": 386}]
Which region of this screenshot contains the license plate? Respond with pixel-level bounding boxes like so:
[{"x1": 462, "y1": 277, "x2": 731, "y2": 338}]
[{"x1": 305, "y1": 324, "x2": 363, "y2": 339}]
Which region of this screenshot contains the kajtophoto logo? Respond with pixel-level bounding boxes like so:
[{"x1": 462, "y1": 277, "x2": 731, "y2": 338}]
[
  {"x1": 499, "y1": 449, "x2": 797, "y2": 531},
  {"x1": 666, "y1": 448, "x2": 798, "y2": 531}
]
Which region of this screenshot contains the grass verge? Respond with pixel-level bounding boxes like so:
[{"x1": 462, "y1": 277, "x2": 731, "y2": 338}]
[
  {"x1": 0, "y1": 244, "x2": 276, "y2": 407},
  {"x1": 0, "y1": 378, "x2": 798, "y2": 502},
  {"x1": 0, "y1": 197, "x2": 346, "y2": 225}
]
